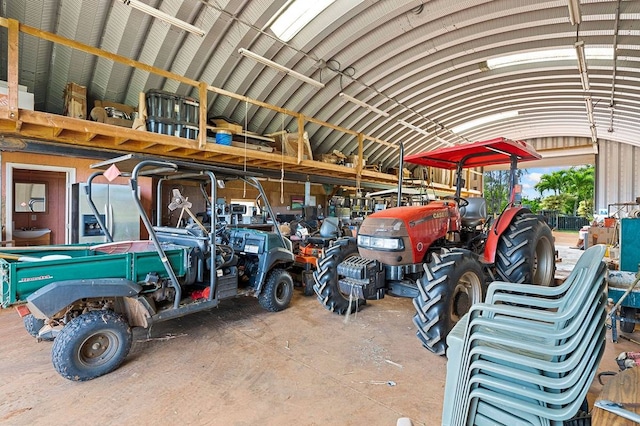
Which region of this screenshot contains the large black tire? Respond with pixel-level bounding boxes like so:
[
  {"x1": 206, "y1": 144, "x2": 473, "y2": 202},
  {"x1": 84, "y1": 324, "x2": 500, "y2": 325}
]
[
  {"x1": 413, "y1": 249, "x2": 485, "y2": 355},
  {"x1": 495, "y1": 213, "x2": 555, "y2": 286},
  {"x1": 620, "y1": 307, "x2": 637, "y2": 333},
  {"x1": 313, "y1": 237, "x2": 363, "y2": 315},
  {"x1": 23, "y1": 314, "x2": 45, "y2": 338},
  {"x1": 259, "y1": 268, "x2": 294, "y2": 312},
  {"x1": 51, "y1": 310, "x2": 132, "y2": 381}
]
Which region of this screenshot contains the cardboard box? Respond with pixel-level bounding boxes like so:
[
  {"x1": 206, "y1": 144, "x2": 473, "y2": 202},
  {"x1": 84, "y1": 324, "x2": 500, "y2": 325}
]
[
  {"x1": 587, "y1": 226, "x2": 617, "y2": 248},
  {"x1": 64, "y1": 82, "x2": 87, "y2": 119},
  {"x1": 0, "y1": 80, "x2": 35, "y2": 110},
  {"x1": 90, "y1": 100, "x2": 135, "y2": 128}
]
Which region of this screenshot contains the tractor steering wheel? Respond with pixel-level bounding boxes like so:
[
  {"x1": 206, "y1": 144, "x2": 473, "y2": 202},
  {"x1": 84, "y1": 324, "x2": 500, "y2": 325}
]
[{"x1": 443, "y1": 195, "x2": 469, "y2": 207}]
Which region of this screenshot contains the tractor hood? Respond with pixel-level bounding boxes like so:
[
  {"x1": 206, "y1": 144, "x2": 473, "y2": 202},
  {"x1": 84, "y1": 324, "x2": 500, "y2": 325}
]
[{"x1": 357, "y1": 203, "x2": 455, "y2": 265}]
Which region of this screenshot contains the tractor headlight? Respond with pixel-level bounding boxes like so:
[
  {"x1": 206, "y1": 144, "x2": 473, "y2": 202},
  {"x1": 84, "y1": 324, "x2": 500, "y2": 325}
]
[{"x1": 357, "y1": 235, "x2": 404, "y2": 251}]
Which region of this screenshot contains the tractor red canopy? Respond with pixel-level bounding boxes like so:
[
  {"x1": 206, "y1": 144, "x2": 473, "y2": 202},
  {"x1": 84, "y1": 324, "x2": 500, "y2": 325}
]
[{"x1": 403, "y1": 137, "x2": 541, "y2": 169}]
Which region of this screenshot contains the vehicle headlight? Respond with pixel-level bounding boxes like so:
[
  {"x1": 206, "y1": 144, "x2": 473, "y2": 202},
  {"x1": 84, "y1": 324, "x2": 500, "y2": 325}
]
[{"x1": 358, "y1": 235, "x2": 404, "y2": 251}]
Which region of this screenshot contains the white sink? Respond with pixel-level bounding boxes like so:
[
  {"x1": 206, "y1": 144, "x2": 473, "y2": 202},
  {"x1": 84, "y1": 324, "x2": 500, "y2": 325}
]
[{"x1": 13, "y1": 228, "x2": 51, "y2": 238}]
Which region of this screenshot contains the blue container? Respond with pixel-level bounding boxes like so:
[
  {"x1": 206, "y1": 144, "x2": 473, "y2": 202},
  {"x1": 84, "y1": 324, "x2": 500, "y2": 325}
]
[{"x1": 215, "y1": 130, "x2": 232, "y2": 145}]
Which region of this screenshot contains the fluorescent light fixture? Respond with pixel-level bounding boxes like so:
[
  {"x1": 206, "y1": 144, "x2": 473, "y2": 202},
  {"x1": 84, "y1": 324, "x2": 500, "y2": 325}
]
[
  {"x1": 339, "y1": 93, "x2": 389, "y2": 117},
  {"x1": 451, "y1": 111, "x2": 519, "y2": 133},
  {"x1": 121, "y1": 0, "x2": 205, "y2": 37},
  {"x1": 575, "y1": 41, "x2": 590, "y2": 90},
  {"x1": 568, "y1": 0, "x2": 581, "y2": 25},
  {"x1": 585, "y1": 97, "x2": 595, "y2": 122},
  {"x1": 271, "y1": 0, "x2": 335, "y2": 42},
  {"x1": 486, "y1": 47, "x2": 613, "y2": 70},
  {"x1": 397, "y1": 120, "x2": 430, "y2": 136},
  {"x1": 238, "y1": 48, "x2": 325, "y2": 89}
]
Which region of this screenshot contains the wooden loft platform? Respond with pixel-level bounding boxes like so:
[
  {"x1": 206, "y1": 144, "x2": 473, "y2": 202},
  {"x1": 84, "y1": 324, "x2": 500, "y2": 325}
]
[
  {"x1": 0, "y1": 109, "x2": 400, "y2": 185},
  {"x1": 0, "y1": 17, "x2": 402, "y2": 188}
]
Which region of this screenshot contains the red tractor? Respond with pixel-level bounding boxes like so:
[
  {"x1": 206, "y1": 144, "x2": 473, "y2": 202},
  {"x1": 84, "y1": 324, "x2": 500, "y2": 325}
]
[{"x1": 313, "y1": 137, "x2": 555, "y2": 355}]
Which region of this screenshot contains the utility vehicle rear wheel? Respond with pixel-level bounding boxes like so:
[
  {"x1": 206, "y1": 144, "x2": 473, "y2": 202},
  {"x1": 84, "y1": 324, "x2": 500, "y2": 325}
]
[
  {"x1": 313, "y1": 237, "x2": 364, "y2": 314},
  {"x1": 51, "y1": 310, "x2": 132, "y2": 381},
  {"x1": 413, "y1": 249, "x2": 484, "y2": 355},
  {"x1": 620, "y1": 307, "x2": 637, "y2": 333},
  {"x1": 259, "y1": 268, "x2": 294, "y2": 312},
  {"x1": 23, "y1": 314, "x2": 45, "y2": 338},
  {"x1": 495, "y1": 213, "x2": 555, "y2": 286}
]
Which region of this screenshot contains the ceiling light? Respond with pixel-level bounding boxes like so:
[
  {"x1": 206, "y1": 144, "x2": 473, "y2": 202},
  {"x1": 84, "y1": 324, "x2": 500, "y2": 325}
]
[
  {"x1": 585, "y1": 97, "x2": 594, "y2": 122},
  {"x1": 575, "y1": 41, "x2": 590, "y2": 91},
  {"x1": 120, "y1": 0, "x2": 205, "y2": 37},
  {"x1": 568, "y1": 0, "x2": 582, "y2": 25},
  {"x1": 486, "y1": 47, "x2": 613, "y2": 70},
  {"x1": 270, "y1": 0, "x2": 335, "y2": 42},
  {"x1": 397, "y1": 120, "x2": 430, "y2": 136},
  {"x1": 238, "y1": 48, "x2": 325, "y2": 89},
  {"x1": 451, "y1": 111, "x2": 519, "y2": 133},
  {"x1": 339, "y1": 93, "x2": 389, "y2": 117}
]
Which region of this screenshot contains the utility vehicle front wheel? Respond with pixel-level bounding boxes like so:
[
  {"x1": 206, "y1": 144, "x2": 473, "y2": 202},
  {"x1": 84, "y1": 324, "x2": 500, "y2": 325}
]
[
  {"x1": 51, "y1": 310, "x2": 132, "y2": 381},
  {"x1": 495, "y1": 213, "x2": 555, "y2": 286},
  {"x1": 413, "y1": 249, "x2": 484, "y2": 355},
  {"x1": 259, "y1": 268, "x2": 294, "y2": 312},
  {"x1": 313, "y1": 237, "x2": 364, "y2": 315}
]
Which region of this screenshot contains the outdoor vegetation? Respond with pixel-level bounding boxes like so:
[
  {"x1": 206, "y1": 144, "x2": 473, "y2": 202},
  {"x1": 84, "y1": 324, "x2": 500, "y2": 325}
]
[{"x1": 484, "y1": 165, "x2": 595, "y2": 219}]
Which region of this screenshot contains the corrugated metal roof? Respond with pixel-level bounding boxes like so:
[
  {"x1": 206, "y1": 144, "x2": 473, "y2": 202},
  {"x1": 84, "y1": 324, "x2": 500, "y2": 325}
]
[{"x1": 1, "y1": 0, "x2": 638, "y2": 172}]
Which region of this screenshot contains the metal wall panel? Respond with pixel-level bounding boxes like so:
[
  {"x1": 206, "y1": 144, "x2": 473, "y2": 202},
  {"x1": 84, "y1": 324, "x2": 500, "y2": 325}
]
[{"x1": 597, "y1": 139, "x2": 640, "y2": 215}]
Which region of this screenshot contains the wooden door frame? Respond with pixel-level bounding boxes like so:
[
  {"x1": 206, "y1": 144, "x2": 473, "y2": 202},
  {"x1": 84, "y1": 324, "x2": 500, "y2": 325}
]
[{"x1": 5, "y1": 163, "x2": 76, "y2": 243}]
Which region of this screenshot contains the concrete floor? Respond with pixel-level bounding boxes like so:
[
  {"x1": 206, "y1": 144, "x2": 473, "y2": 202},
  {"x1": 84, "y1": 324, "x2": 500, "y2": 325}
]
[{"x1": 0, "y1": 232, "x2": 637, "y2": 425}]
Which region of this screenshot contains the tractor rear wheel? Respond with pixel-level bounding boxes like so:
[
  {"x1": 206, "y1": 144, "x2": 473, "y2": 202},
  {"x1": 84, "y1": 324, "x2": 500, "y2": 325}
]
[
  {"x1": 495, "y1": 213, "x2": 555, "y2": 286},
  {"x1": 313, "y1": 237, "x2": 363, "y2": 315},
  {"x1": 413, "y1": 249, "x2": 484, "y2": 355}
]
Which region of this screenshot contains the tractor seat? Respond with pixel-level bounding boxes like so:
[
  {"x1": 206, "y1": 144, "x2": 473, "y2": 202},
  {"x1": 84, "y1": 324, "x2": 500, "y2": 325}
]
[
  {"x1": 306, "y1": 217, "x2": 340, "y2": 246},
  {"x1": 459, "y1": 197, "x2": 487, "y2": 228}
]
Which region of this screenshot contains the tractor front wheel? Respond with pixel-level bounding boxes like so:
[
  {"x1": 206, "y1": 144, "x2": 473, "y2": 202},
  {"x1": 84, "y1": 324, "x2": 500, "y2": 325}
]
[
  {"x1": 413, "y1": 249, "x2": 484, "y2": 355},
  {"x1": 51, "y1": 310, "x2": 132, "y2": 381},
  {"x1": 313, "y1": 237, "x2": 363, "y2": 315}
]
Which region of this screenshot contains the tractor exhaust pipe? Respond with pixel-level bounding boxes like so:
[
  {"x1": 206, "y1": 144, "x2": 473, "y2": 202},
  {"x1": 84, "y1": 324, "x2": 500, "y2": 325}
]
[{"x1": 397, "y1": 142, "x2": 404, "y2": 208}]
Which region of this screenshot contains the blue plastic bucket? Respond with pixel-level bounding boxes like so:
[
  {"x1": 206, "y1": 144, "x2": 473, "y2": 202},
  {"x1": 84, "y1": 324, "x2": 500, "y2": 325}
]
[{"x1": 215, "y1": 130, "x2": 232, "y2": 145}]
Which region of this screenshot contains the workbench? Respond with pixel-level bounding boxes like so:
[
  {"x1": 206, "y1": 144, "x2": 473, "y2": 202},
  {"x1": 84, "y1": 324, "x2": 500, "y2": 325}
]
[{"x1": 593, "y1": 367, "x2": 640, "y2": 425}]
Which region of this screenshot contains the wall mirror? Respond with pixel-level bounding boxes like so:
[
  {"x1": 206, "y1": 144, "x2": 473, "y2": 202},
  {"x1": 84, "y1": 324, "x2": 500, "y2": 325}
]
[{"x1": 14, "y1": 182, "x2": 47, "y2": 213}]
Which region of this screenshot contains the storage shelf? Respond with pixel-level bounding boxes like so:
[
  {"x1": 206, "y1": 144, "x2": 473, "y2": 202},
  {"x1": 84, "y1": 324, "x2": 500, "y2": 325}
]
[{"x1": 0, "y1": 108, "x2": 402, "y2": 186}]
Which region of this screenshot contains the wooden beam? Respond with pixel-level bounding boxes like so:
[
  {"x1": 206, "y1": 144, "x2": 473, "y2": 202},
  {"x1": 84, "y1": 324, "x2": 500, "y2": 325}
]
[
  {"x1": 198, "y1": 81, "x2": 207, "y2": 149},
  {"x1": 7, "y1": 19, "x2": 19, "y2": 121}
]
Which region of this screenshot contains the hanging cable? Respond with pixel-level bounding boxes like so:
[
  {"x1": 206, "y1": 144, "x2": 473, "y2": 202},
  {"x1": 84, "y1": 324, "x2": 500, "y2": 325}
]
[
  {"x1": 243, "y1": 99, "x2": 248, "y2": 198},
  {"x1": 280, "y1": 113, "x2": 285, "y2": 204}
]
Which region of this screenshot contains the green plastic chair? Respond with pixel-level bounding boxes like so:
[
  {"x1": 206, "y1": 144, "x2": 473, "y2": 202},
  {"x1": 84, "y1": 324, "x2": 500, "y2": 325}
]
[{"x1": 442, "y1": 245, "x2": 607, "y2": 426}]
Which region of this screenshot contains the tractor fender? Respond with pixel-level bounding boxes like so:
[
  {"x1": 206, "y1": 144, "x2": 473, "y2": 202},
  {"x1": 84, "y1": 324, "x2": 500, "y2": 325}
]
[
  {"x1": 482, "y1": 206, "x2": 530, "y2": 264},
  {"x1": 254, "y1": 247, "x2": 295, "y2": 295},
  {"x1": 26, "y1": 278, "x2": 142, "y2": 320}
]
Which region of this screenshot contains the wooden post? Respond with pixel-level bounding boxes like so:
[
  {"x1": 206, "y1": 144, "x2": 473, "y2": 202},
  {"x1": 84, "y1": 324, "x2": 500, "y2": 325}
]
[
  {"x1": 198, "y1": 81, "x2": 207, "y2": 149},
  {"x1": 297, "y1": 114, "x2": 305, "y2": 164},
  {"x1": 7, "y1": 18, "x2": 19, "y2": 121}
]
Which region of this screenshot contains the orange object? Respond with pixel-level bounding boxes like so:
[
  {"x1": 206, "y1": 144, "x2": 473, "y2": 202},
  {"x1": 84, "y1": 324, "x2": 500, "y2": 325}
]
[{"x1": 604, "y1": 217, "x2": 616, "y2": 228}]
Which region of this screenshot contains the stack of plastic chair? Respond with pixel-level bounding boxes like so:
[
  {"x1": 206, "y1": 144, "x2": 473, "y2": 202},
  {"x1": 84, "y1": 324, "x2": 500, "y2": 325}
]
[{"x1": 442, "y1": 244, "x2": 607, "y2": 426}]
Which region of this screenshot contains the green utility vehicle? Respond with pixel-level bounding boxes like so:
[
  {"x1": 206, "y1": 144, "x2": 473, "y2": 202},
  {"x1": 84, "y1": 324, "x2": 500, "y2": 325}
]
[{"x1": 3, "y1": 155, "x2": 295, "y2": 381}]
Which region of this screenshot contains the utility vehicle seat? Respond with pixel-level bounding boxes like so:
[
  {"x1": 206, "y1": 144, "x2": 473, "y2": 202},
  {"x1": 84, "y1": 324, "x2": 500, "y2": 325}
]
[
  {"x1": 306, "y1": 216, "x2": 340, "y2": 246},
  {"x1": 459, "y1": 197, "x2": 487, "y2": 228}
]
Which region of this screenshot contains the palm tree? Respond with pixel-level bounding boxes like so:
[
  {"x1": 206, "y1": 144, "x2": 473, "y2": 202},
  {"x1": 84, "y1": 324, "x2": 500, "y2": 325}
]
[{"x1": 535, "y1": 170, "x2": 566, "y2": 196}]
